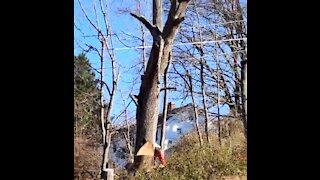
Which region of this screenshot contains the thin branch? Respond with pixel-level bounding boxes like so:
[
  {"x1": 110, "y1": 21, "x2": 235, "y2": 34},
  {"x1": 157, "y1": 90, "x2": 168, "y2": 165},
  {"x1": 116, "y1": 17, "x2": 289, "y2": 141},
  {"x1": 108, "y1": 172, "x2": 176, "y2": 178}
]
[
  {"x1": 83, "y1": 43, "x2": 102, "y2": 57},
  {"x1": 74, "y1": 23, "x2": 85, "y2": 36},
  {"x1": 113, "y1": 91, "x2": 134, "y2": 127},
  {"x1": 160, "y1": 87, "x2": 177, "y2": 91}
]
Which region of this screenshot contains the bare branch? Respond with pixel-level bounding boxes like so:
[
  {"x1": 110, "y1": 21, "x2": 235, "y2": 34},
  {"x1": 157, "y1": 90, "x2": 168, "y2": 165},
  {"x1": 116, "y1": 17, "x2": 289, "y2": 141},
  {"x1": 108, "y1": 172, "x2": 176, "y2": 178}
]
[
  {"x1": 121, "y1": 31, "x2": 143, "y2": 41},
  {"x1": 83, "y1": 43, "x2": 102, "y2": 57},
  {"x1": 160, "y1": 87, "x2": 176, "y2": 91},
  {"x1": 130, "y1": 12, "x2": 161, "y2": 38},
  {"x1": 74, "y1": 23, "x2": 85, "y2": 36},
  {"x1": 113, "y1": 100, "x2": 133, "y2": 123},
  {"x1": 97, "y1": 79, "x2": 111, "y2": 96},
  {"x1": 88, "y1": 63, "x2": 101, "y2": 75},
  {"x1": 99, "y1": 0, "x2": 109, "y2": 36},
  {"x1": 92, "y1": 0, "x2": 100, "y2": 31},
  {"x1": 77, "y1": 0, "x2": 101, "y2": 34},
  {"x1": 113, "y1": 33, "x2": 134, "y2": 48},
  {"x1": 129, "y1": 94, "x2": 139, "y2": 106}
]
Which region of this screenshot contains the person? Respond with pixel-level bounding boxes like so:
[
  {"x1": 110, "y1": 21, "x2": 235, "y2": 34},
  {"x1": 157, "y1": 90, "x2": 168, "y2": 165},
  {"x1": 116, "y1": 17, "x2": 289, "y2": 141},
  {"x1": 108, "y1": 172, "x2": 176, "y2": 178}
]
[{"x1": 153, "y1": 142, "x2": 167, "y2": 167}]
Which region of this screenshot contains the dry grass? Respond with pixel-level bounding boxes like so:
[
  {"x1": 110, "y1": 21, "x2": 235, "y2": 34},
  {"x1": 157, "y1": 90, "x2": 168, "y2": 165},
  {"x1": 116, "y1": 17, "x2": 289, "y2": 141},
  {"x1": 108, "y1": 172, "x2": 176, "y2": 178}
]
[
  {"x1": 74, "y1": 120, "x2": 247, "y2": 180},
  {"x1": 74, "y1": 135, "x2": 102, "y2": 179}
]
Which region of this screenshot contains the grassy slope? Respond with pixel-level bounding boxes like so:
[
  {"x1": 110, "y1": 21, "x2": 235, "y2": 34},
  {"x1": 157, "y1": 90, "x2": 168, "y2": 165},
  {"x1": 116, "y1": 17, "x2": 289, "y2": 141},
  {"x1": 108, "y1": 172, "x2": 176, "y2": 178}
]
[
  {"x1": 75, "y1": 120, "x2": 247, "y2": 180},
  {"x1": 126, "y1": 121, "x2": 247, "y2": 180}
]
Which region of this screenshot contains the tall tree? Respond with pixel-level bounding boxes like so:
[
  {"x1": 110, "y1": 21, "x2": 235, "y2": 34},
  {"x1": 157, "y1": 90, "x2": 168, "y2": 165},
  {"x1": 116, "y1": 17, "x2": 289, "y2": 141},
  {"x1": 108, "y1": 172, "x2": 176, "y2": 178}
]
[
  {"x1": 75, "y1": 0, "x2": 120, "y2": 178},
  {"x1": 130, "y1": 0, "x2": 191, "y2": 170},
  {"x1": 74, "y1": 53, "x2": 100, "y2": 134}
]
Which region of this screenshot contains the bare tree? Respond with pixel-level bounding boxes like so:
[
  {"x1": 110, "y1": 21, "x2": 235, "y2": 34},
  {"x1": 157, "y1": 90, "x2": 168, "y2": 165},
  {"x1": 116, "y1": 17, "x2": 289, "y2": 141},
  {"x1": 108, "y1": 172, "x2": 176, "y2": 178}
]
[
  {"x1": 130, "y1": 0, "x2": 191, "y2": 170},
  {"x1": 76, "y1": 0, "x2": 120, "y2": 179},
  {"x1": 213, "y1": 0, "x2": 247, "y2": 122},
  {"x1": 212, "y1": 0, "x2": 247, "y2": 138},
  {"x1": 170, "y1": 0, "x2": 247, "y2": 138},
  {"x1": 191, "y1": 0, "x2": 210, "y2": 143}
]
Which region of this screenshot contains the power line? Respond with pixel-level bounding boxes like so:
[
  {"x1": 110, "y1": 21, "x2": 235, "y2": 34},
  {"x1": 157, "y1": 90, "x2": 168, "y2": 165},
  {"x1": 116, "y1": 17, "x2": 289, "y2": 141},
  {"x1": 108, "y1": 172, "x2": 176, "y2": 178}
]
[
  {"x1": 175, "y1": 50, "x2": 246, "y2": 61},
  {"x1": 111, "y1": 37, "x2": 247, "y2": 51},
  {"x1": 85, "y1": 50, "x2": 245, "y2": 70},
  {"x1": 76, "y1": 20, "x2": 247, "y2": 38},
  {"x1": 74, "y1": 37, "x2": 246, "y2": 52},
  {"x1": 181, "y1": 19, "x2": 246, "y2": 31}
]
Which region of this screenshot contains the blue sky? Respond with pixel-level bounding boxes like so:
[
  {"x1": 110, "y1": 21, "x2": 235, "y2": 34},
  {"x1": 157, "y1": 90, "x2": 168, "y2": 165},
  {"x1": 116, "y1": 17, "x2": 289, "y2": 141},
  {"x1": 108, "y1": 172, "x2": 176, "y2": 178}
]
[
  {"x1": 74, "y1": 0, "x2": 154, "y2": 125},
  {"x1": 74, "y1": 0, "x2": 237, "y2": 125}
]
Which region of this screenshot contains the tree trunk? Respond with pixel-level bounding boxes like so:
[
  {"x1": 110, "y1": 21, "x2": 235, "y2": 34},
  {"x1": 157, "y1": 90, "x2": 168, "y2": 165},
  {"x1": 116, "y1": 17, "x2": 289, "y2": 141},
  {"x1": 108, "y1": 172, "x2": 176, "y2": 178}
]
[
  {"x1": 187, "y1": 71, "x2": 203, "y2": 147},
  {"x1": 233, "y1": 59, "x2": 242, "y2": 116},
  {"x1": 233, "y1": 0, "x2": 247, "y2": 138},
  {"x1": 125, "y1": 105, "x2": 133, "y2": 162},
  {"x1": 153, "y1": 0, "x2": 163, "y2": 30},
  {"x1": 100, "y1": 36, "x2": 119, "y2": 179},
  {"x1": 101, "y1": 132, "x2": 112, "y2": 179},
  {"x1": 160, "y1": 51, "x2": 172, "y2": 150},
  {"x1": 134, "y1": 40, "x2": 163, "y2": 170},
  {"x1": 131, "y1": 0, "x2": 191, "y2": 170},
  {"x1": 192, "y1": 0, "x2": 210, "y2": 143},
  {"x1": 200, "y1": 60, "x2": 210, "y2": 143},
  {"x1": 137, "y1": 0, "x2": 147, "y2": 73},
  {"x1": 100, "y1": 42, "x2": 106, "y2": 145},
  {"x1": 240, "y1": 59, "x2": 247, "y2": 138},
  {"x1": 99, "y1": 42, "x2": 110, "y2": 178},
  {"x1": 217, "y1": 63, "x2": 222, "y2": 145}
]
